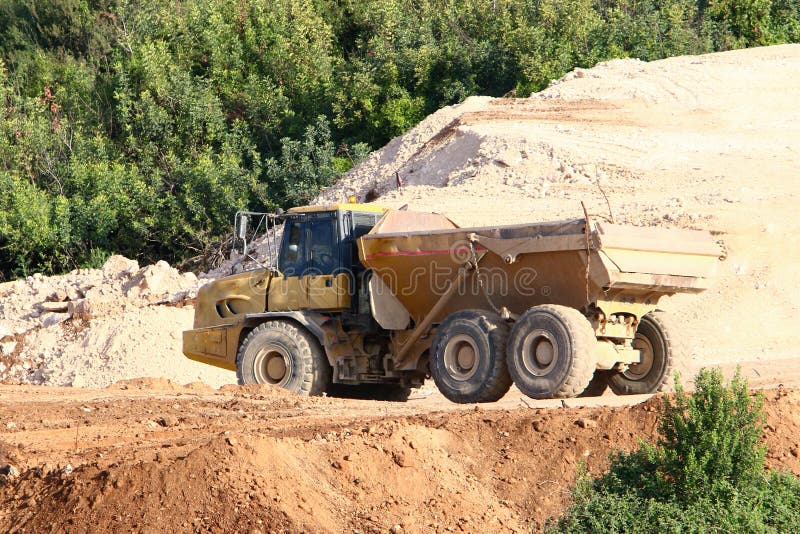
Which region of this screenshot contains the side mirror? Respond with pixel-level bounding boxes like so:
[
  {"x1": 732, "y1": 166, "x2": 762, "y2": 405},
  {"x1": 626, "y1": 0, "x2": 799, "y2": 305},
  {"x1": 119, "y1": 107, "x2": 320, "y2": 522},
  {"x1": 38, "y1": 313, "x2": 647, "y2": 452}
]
[{"x1": 236, "y1": 216, "x2": 248, "y2": 240}]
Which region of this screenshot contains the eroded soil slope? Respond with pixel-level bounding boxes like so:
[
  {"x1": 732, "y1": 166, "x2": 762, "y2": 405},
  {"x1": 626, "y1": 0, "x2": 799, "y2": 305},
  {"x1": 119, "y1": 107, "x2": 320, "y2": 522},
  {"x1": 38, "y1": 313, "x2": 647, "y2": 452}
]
[{"x1": 2, "y1": 383, "x2": 799, "y2": 533}]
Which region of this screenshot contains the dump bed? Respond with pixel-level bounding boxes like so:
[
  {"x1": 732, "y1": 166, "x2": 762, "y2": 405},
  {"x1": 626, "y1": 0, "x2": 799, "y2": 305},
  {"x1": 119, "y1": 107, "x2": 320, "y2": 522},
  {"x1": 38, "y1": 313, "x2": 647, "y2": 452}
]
[{"x1": 359, "y1": 210, "x2": 720, "y2": 326}]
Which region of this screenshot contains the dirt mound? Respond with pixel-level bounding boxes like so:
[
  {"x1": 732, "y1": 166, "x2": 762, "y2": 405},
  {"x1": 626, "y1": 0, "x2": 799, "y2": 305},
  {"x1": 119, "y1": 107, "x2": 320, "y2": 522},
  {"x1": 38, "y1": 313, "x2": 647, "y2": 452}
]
[
  {"x1": 2, "y1": 440, "x2": 293, "y2": 534},
  {"x1": 317, "y1": 44, "x2": 800, "y2": 371},
  {"x1": 0, "y1": 256, "x2": 235, "y2": 389},
  {"x1": 1, "y1": 385, "x2": 799, "y2": 533}
]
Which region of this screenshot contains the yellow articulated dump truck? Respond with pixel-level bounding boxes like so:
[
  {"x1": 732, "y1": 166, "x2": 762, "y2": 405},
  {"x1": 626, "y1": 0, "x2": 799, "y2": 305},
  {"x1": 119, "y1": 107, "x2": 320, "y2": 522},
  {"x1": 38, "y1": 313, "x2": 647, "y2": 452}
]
[{"x1": 183, "y1": 201, "x2": 720, "y2": 403}]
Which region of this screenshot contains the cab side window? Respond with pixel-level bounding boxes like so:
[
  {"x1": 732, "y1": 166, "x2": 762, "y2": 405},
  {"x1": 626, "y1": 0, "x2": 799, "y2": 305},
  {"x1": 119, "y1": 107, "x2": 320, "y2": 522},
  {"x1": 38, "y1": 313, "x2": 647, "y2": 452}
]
[
  {"x1": 279, "y1": 220, "x2": 305, "y2": 275},
  {"x1": 309, "y1": 218, "x2": 336, "y2": 274}
]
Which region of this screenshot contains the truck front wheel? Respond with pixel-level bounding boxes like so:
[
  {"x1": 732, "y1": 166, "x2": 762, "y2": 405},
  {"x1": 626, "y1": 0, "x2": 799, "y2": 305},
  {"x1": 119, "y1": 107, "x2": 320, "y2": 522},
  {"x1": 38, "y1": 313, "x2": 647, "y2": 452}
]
[
  {"x1": 506, "y1": 305, "x2": 597, "y2": 399},
  {"x1": 236, "y1": 320, "x2": 330, "y2": 396},
  {"x1": 430, "y1": 310, "x2": 512, "y2": 403}
]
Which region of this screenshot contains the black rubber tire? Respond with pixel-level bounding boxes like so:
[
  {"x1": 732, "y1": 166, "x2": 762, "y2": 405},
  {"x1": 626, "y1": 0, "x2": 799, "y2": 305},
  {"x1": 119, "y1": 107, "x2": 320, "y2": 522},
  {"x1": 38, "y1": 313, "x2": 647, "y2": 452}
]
[
  {"x1": 506, "y1": 305, "x2": 597, "y2": 399},
  {"x1": 579, "y1": 370, "x2": 611, "y2": 397},
  {"x1": 429, "y1": 309, "x2": 512, "y2": 404},
  {"x1": 326, "y1": 383, "x2": 412, "y2": 402},
  {"x1": 236, "y1": 320, "x2": 331, "y2": 396},
  {"x1": 608, "y1": 311, "x2": 684, "y2": 395}
]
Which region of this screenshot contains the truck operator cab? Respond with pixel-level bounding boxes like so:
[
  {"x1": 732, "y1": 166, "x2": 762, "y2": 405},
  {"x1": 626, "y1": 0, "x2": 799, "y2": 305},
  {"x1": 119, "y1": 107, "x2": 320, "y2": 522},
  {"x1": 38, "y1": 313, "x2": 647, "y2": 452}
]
[{"x1": 267, "y1": 203, "x2": 386, "y2": 314}]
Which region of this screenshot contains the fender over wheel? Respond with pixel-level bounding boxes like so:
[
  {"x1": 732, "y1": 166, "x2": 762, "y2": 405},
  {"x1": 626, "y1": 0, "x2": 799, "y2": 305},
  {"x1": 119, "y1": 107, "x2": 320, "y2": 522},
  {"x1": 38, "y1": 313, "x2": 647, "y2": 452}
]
[
  {"x1": 506, "y1": 305, "x2": 597, "y2": 399},
  {"x1": 237, "y1": 320, "x2": 331, "y2": 396},
  {"x1": 430, "y1": 310, "x2": 512, "y2": 403},
  {"x1": 608, "y1": 311, "x2": 684, "y2": 395}
]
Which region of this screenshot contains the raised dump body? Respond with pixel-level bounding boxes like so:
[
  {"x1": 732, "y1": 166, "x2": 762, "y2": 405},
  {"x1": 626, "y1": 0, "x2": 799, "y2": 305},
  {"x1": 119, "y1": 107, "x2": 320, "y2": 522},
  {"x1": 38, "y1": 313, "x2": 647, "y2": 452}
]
[{"x1": 184, "y1": 203, "x2": 721, "y2": 403}]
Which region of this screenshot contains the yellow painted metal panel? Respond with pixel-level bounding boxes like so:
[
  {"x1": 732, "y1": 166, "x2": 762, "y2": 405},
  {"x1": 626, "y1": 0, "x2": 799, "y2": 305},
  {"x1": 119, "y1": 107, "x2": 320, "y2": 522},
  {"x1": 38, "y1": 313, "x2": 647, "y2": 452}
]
[
  {"x1": 193, "y1": 269, "x2": 269, "y2": 329},
  {"x1": 183, "y1": 326, "x2": 237, "y2": 371},
  {"x1": 600, "y1": 248, "x2": 719, "y2": 278},
  {"x1": 268, "y1": 275, "x2": 308, "y2": 311},
  {"x1": 307, "y1": 273, "x2": 351, "y2": 310}
]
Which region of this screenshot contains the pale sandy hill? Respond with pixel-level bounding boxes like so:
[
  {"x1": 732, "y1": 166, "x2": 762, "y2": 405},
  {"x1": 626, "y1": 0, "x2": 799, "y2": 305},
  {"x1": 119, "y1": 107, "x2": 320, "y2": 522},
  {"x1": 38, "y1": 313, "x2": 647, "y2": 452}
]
[{"x1": 318, "y1": 44, "x2": 800, "y2": 370}]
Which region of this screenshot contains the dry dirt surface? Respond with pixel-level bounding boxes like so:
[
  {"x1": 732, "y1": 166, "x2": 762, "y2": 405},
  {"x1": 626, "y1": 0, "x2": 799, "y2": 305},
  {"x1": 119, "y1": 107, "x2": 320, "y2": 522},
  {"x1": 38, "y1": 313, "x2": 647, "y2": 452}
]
[
  {"x1": 2, "y1": 44, "x2": 800, "y2": 532},
  {"x1": 2, "y1": 383, "x2": 800, "y2": 534}
]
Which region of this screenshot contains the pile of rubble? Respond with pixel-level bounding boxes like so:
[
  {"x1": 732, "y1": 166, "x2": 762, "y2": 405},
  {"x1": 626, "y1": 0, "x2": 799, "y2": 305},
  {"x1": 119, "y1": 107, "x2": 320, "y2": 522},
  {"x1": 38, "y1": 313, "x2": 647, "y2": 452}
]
[{"x1": 0, "y1": 256, "x2": 234, "y2": 388}]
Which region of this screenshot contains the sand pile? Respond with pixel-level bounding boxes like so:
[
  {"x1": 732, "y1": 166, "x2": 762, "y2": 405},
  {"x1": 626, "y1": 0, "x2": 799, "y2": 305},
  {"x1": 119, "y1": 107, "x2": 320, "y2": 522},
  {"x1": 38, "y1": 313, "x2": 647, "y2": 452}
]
[
  {"x1": 317, "y1": 44, "x2": 800, "y2": 369},
  {"x1": 0, "y1": 256, "x2": 235, "y2": 388}
]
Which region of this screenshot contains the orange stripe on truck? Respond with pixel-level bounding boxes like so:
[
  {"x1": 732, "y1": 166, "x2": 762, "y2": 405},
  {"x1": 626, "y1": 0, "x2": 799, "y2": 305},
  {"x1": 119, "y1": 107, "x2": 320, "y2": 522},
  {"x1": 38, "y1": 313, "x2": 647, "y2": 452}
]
[{"x1": 363, "y1": 246, "x2": 485, "y2": 260}]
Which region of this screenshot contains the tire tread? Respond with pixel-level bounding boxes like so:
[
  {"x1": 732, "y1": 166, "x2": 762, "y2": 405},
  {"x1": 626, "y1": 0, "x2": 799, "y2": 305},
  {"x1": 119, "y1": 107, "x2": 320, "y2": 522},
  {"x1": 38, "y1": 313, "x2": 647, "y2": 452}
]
[
  {"x1": 607, "y1": 310, "x2": 686, "y2": 395},
  {"x1": 430, "y1": 309, "x2": 512, "y2": 403},
  {"x1": 236, "y1": 320, "x2": 330, "y2": 396},
  {"x1": 507, "y1": 304, "x2": 597, "y2": 399}
]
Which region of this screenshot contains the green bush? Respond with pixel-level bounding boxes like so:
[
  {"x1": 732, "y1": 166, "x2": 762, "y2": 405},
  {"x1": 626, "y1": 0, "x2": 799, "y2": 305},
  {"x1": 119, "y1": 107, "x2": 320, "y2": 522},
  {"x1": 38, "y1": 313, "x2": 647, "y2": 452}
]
[
  {"x1": 1, "y1": 1, "x2": 800, "y2": 278},
  {"x1": 547, "y1": 369, "x2": 800, "y2": 533}
]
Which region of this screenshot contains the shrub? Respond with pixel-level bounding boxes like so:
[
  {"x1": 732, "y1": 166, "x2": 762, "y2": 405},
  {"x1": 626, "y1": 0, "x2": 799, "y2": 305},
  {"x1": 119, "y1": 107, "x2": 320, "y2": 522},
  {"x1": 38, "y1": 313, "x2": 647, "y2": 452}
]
[{"x1": 547, "y1": 368, "x2": 800, "y2": 533}]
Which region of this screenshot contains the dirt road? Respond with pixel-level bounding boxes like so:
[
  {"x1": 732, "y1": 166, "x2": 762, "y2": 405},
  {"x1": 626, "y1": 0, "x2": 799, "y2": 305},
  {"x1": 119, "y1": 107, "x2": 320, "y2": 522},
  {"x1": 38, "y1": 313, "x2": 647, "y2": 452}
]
[{"x1": 3, "y1": 371, "x2": 800, "y2": 534}]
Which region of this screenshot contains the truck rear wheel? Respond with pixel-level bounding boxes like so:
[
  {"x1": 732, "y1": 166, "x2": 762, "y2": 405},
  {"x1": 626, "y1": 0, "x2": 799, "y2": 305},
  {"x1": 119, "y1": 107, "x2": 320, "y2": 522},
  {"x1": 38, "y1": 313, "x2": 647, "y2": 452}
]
[
  {"x1": 430, "y1": 310, "x2": 512, "y2": 403},
  {"x1": 507, "y1": 305, "x2": 597, "y2": 399},
  {"x1": 236, "y1": 320, "x2": 330, "y2": 396},
  {"x1": 608, "y1": 311, "x2": 683, "y2": 395}
]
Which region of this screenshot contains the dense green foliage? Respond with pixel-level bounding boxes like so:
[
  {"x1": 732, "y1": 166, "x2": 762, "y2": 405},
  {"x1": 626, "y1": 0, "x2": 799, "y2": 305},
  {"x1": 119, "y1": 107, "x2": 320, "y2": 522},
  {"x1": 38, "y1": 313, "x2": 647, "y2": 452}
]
[
  {"x1": 1, "y1": 1, "x2": 799, "y2": 278},
  {"x1": 548, "y1": 369, "x2": 800, "y2": 533}
]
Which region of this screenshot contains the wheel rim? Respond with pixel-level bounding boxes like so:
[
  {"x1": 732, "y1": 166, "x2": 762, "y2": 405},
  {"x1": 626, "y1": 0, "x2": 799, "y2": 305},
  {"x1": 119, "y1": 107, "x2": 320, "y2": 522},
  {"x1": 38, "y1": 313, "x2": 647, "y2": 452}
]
[
  {"x1": 520, "y1": 329, "x2": 559, "y2": 376},
  {"x1": 625, "y1": 333, "x2": 654, "y2": 380},
  {"x1": 442, "y1": 334, "x2": 480, "y2": 381},
  {"x1": 253, "y1": 344, "x2": 293, "y2": 386}
]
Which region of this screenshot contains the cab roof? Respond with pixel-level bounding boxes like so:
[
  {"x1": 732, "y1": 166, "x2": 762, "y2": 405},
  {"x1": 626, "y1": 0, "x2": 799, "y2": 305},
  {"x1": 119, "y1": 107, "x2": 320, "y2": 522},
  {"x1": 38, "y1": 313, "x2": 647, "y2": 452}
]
[{"x1": 287, "y1": 203, "x2": 387, "y2": 214}]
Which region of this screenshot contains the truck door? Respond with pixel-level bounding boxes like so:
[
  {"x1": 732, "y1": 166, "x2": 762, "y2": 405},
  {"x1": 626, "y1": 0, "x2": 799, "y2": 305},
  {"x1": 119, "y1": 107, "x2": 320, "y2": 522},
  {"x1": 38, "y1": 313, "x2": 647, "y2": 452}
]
[
  {"x1": 268, "y1": 218, "x2": 309, "y2": 310},
  {"x1": 306, "y1": 216, "x2": 350, "y2": 310},
  {"x1": 343, "y1": 211, "x2": 382, "y2": 315}
]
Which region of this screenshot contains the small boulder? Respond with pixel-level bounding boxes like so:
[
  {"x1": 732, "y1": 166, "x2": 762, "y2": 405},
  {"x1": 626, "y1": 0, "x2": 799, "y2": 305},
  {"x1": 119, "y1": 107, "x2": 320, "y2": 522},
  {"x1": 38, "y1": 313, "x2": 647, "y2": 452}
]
[
  {"x1": 41, "y1": 313, "x2": 67, "y2": 328},
  {"x1": 392, "y1": 451, "x2": 408, "y2": 467},
  {"x1": 0, "y1": 464, "x2": 20, "y2": 481},
  {"x1": 46, "y1": 289, "x2": 68, "y2": 303},
  {"x1": 102, "y1": 255, "x2": 140, "y2": 279},
  {"x1": 39, "y1": 301, "x2": 69, "y2": 313},
  {"x1": 67, "y1": 298, "x2": 92, "y2": 319},
  {"x1": 157, "y1": 415, "x2": 179, "y2": 428},
  {"x1": 576, "y1": 418, "x2": 598, "y2": 429}
]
